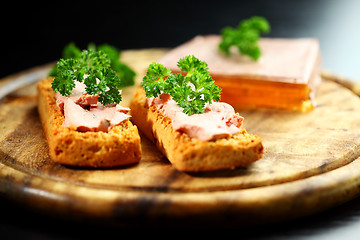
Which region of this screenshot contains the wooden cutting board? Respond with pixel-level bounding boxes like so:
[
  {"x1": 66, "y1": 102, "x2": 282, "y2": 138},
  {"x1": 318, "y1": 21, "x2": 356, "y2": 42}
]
[{"x1": 1, "y1": 49, "x2": 360, "y2": 226}]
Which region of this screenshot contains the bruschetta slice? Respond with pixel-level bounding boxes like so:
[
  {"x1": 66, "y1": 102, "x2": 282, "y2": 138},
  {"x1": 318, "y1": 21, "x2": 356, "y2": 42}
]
[
  {"x1": 130, "y1": 87, "x2": 263, "y2": 172},
  {"x1": 37, "y1": 77, "x2": 141, "y2": 167}
]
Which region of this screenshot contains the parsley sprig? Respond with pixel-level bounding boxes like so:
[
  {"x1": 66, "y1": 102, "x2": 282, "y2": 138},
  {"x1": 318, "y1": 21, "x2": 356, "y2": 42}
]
[
  {"x1": 218, "y1": 16, "x2": 270, "y2": 60},
  {"x1": 141, "y1": 55, "x2": 221, "y2": 115},
  {"x1": 50, "y1": 42, "x2": 136, "y2": 88},
  {"x1": 51, "y1": 49, "x2": 123, "y2": 105}
]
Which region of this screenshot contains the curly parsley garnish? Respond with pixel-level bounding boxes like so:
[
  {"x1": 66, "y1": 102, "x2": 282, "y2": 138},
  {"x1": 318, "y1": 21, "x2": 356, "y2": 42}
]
[
  {"x1": 218, "y1": 16, "x2": 270, "y2": 60},
  {"x1": 51, "y1": 49, "x2": 123, "y2": 105},
  {"x1": 141, "y1": 55, "x2": 221, "y2": 115},
  {"x1": 50, "y1": 42, "x2": 136, "y2": 88}
]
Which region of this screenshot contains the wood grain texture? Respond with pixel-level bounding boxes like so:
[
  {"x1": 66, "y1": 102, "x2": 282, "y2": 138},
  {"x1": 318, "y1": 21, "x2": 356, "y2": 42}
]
[{"x1": 0, "y1": 49, "x2": 360, "y2": 226}]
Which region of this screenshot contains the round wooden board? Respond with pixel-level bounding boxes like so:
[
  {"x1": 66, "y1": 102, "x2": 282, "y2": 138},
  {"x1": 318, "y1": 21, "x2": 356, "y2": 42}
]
[{"x1": 1, "y1": 49, "x2": 360, "y2": 226}]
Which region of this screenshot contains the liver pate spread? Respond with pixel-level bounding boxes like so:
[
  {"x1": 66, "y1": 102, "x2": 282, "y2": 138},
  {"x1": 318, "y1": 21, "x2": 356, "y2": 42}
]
[
  {"x1": 56, "y1": 81, "x2": 130, "y2": 132},
  {"x1": 147, "y1": 93, "x2": 243, "y2": 141}
]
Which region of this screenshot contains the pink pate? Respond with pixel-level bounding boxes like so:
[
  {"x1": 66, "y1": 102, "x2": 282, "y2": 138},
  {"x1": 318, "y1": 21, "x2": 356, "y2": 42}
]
[
  {"x1": 55, "y1": 81, "x2": 130, "y2": 132},
  {"x1": 147, "y1": 93, "x2": 243, "y2": 141}
]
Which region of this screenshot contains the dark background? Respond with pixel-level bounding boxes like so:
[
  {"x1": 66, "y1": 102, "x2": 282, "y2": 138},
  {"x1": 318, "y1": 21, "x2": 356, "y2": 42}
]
[
  {"x1": 1, "y1": 0, "x2": 360, "y2": 81},
  {"x1": 2, "y1": 0, "x2": 360, "y2": 238}
]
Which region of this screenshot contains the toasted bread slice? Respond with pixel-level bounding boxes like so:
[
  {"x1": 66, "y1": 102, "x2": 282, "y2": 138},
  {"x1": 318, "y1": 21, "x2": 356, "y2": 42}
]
[
  {"x1": 129, "y1": 87, "x2": 263, "y2": 172},
  {"x1": 37, "y1": 77, "x2": 141, "y2": 167}
]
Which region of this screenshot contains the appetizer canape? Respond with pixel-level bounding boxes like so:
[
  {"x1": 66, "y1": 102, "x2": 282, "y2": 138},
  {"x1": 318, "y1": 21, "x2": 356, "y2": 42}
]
[
  {"x1": 37, "y1": 49, "x2": 141, "y2": 167},
  {"x1": 130, "y1": 55, "x2": 263, "y2": 172}
]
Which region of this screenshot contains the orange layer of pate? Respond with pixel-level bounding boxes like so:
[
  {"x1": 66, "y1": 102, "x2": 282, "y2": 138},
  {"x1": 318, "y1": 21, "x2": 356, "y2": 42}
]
[{"x1": 214, "y1": 75, "x2": 313, "y2": 112}]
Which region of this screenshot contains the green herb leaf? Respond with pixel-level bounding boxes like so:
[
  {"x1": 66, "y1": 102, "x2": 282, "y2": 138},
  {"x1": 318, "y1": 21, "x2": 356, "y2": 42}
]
[
  {"x1": 51, "y1": 58, "x2": 77, "y2": 96},
  {"x1": 49, "y1": 42, "x2": 136, "y2": 88},
  {"x1": 62, "y1": 42, "x2": 82, "y2": 59},
  {"x1": 218, "y1": 16, "x2": 270, "y2": 60},
  {"x1": 95, "y1": 44, "x2": 136, "y2": 88},
  {"x1": 51, "y1": 50, "x2": 123, "y2": 105},
  {"x1": 142, "y1": 62, "x2": 171, "y2": 98},
  {"x1": 141, "y1": 55, "x2": 222, "y2": 115}
]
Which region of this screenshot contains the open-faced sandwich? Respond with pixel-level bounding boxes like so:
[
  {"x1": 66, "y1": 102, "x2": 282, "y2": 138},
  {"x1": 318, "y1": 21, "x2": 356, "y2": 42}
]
[
  {"x1": 37, "y1": 48, "x2": 141, "y2": 167},
  {"x1": 130, "y1": 55, "x2": 263, "y2": 172},
  {"x1": 159, "y1": 17, "x2": 322, "y2": 112}
]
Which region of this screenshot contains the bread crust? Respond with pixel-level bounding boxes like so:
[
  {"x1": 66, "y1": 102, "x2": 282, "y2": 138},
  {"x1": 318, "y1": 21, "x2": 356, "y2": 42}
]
[
  {"x1": 129, "y1": 87, "x2": 263, "y2": 172},
  {"x1": 37, "y1": 78, "x2": 141, "y2": 167}
]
